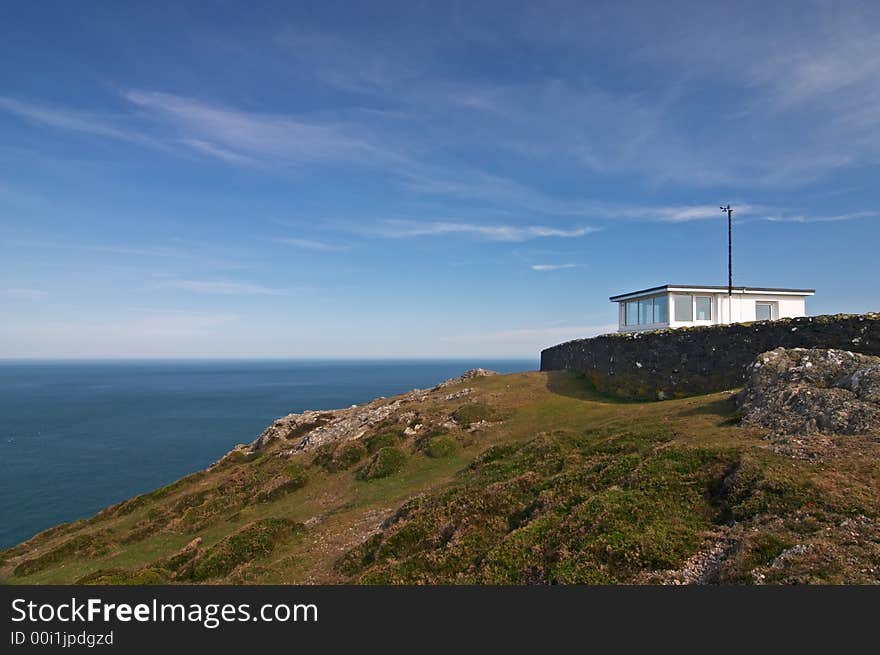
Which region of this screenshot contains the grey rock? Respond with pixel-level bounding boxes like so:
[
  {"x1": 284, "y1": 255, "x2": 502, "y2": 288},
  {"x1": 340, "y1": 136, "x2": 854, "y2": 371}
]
[
  {"x1": 737, "y1": 347, "x2": 880, "y2": 436},
  {"x1": 433, "y1": 368, "x2": 498, "y2": 389}
]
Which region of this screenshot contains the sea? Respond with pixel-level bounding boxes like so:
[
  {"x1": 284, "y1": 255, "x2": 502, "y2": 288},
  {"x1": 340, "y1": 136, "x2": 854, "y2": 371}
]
[{"x1": 0, "y1": 359, "x2": 534, "y2": 548}]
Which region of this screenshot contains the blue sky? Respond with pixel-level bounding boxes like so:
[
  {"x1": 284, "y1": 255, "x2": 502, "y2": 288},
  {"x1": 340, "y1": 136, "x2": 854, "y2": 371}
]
[{"x1": 1, "y1": 1, "x2": 878, "y2": 358}]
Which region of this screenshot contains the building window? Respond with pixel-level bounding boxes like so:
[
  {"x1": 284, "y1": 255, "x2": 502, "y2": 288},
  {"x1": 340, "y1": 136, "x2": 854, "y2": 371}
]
[
  {"x1": 756, "y1": 302, "x2": 773, "y2": 321},
  {"x1": 673, "y1": 294, "x2": 693, "y2": 322},
  {"x1": 654, "y1": 295, "x2": 668, "y2": 323},
  {"x1": 625, "y1": 301, "x2": 638, "y2": 325},
  {"x1": 638, "y1": 298, "x2": 653, "y2": 324},
  {"x1": 695, "y1": 296, "x2": 712, "y2": 321},
  {"x1": 623, "y1": 295, "x2": 668, "y2": 326}
]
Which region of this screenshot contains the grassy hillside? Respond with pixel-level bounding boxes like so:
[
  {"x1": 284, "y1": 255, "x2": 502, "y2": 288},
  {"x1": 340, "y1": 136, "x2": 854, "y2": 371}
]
[{"x1": 2, "y1": 370, "x2": 878, "y2": 585}]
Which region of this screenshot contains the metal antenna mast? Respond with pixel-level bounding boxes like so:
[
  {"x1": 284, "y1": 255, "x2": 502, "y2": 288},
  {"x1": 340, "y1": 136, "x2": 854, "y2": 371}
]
[{"x1": 721, "y1": 204, "x2": 733, "y2": 321}]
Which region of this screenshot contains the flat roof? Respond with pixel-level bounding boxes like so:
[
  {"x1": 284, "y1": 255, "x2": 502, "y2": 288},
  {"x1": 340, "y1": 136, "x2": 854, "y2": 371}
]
[{"x1": 609, "y1": 284, "x2": 816, "y2": 302}]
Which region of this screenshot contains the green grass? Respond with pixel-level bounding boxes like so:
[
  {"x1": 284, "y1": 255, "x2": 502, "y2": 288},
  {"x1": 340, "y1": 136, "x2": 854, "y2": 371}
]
[{"x1": 452, "y1": 402, "x2": 500, "y2": 427}]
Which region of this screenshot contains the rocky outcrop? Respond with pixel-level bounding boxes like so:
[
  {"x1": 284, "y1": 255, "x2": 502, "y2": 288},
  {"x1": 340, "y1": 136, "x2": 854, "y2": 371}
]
[
  {"x1": 433, "y1": 368, "x2": 498, "y2": 389},
  {"x1": 216, "y1": 369, "x2": 501, "y2": 462},
  {"x1": 737, "y1": 348, "x2": 880, "y2": 435}
]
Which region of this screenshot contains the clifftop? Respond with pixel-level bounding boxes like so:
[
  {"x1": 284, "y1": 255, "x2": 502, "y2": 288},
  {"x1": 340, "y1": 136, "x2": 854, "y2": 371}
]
[{"x1": 2, "y1": 364, "x2": 878, "y2": 585}]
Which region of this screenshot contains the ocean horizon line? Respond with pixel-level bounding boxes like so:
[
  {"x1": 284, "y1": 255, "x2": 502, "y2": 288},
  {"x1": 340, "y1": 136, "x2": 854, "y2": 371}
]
[{"x1": 0, "y1": 357, "x2": 538, "y2": 364}]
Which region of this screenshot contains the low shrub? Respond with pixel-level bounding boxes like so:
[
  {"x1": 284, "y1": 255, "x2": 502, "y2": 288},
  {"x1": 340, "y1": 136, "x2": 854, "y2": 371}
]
[
  {"x1": 365, "y1": 432, "x2": 400, "y2": 453},
  {"x1": 312, "y1": 442, "x2": 367, "y2": 472},
  {"x1": 424, "y1": 435, "x2": 457, "y2": 459},
  {"x1": 189, "y1": 518, "x2": 303, "y2": 581},
  {"x1": 255, "y1": 476, "x2": 309, "y2": 503},
  {"x1": 335, "y1": 442, "x2": 368, "y2": 469},
  {"x1": 359, "y1": 447, "x2": 408, "y2": 480}
]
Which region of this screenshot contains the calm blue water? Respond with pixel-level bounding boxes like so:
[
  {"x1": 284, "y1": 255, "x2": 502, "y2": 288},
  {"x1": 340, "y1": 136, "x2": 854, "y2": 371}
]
[{"x1": 0, "y1": 359, "x2": 533, "y2": 548}]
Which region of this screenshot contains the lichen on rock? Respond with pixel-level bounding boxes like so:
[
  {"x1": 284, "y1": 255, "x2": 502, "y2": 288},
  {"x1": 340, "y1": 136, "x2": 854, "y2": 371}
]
[{"x1": 737, "y1": 347, "x2": 880, "y2": 436}]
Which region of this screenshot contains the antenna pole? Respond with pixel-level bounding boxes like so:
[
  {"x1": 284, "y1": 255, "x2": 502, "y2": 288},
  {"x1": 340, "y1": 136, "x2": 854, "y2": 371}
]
[{"x1": 721, "y1": 205, "x2": 733, "y2": 322}]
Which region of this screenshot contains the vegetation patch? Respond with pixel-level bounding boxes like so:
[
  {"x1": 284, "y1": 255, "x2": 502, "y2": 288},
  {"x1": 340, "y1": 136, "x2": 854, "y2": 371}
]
[
  {"x1": 424, "y1": 435, "x2": 457, "y2": 459},
  {"x1": 335, "y1": 442, "x2": 368, "y2": 469},
  {"x1": 341, "y1": 430, "x2": 738, "y2": 584},
  {"x1": 364, "y1": 431, "x2": 401, "y2": 453},
  {"x1": 76, "y1": 567, "x2": 168, "y2": 585},
  {"x1": 254, "y1": 461, "x2": 311, "y2": 503},
  {"x1": 188, "y1": 518, "x2": 304, "y2": 581},
  {"x1": 358, "y1": 447, "x2": 408, "y2": 480},
  {"x1": 179, "y1": 495, "x2": 246, "y2": 530},
  {"x1": 311, "y1": 443, "x2": 337, "y2": 470},
  {"x1": 452, "y1": 402, "x2": 501, "y2": 427},
  {"x1": 726, "y1": 456, "x2": 817, "y2": 521},
  {"x1": 313, "y1": 441, "x2": 367, "y2": 472},
  {"x1": 120, "y1": 521, "x2": 157, "y2": 545},
  {"x1": 99, "y1": 471, "x2": 210, "y2": 520},
  {"x1": 749, "y1": 532, "x2": 793, "y2": 567},
  {"x1": 254, "y1": 479, "x2": 304, "y2": 503},
  {"x1": 220, "y1": 450, "x2": 262, "y2": 466},
  {"x1": 14, "y1": 530, "x2": 115, "y2": 578}
]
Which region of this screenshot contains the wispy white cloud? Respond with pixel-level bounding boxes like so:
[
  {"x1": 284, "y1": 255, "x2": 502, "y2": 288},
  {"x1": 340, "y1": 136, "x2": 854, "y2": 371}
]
[
  {"x1": 124, "y1": 90, "x2": 401, "y2": 168},
  {"x1": 1, "y1": 91, "x2": 409, "y2": 172},
  {"x1": 745, "y1": 32, "x2": 880, "y2": 111},
  {"x1": 275, "y1": 237, "x2": 350, "y2": 251},
  {"x1": 158, "y1": 279, "x2": 286, "y2": 296},
  {"x1": 654, "y1": 204, "x2": 754, "y2": 223},
  {"x1": 374, "y1": 220, "x2": 597, "y2": 242},
  {"x1": 762, "y1": 210, "x2": 879, "y2": 224},
  {"x1": 279, "y1": 9, "x2": 880, "y2": 188},
  {"x1": 180, "y1": 138, "x2": 255, "y2": 165},
  {"x1": 4, "y1": 10, "x2": 878, "y2": 228},
  {"x1": 0, "y1": 96, "x2": 166, "y2": 151},
  {"x1": 274, "y1": 29, "x2": 421, "y2": 95},
  {"x1": 397, "y1": 167, "x2": 759, "y2": 224},
  {"x1": 531, "y1": 264, "x2": 577, "y2": 271}
]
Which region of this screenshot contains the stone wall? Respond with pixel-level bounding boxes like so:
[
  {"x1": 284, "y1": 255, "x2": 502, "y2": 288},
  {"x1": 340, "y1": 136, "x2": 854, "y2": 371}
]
[{"x1": 540, "y1": 313, "x2": 880, "y2": 400}]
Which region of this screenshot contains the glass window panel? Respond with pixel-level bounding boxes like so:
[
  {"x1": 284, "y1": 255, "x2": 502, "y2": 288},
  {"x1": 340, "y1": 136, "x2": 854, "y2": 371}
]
[
  {"x1": 654, "y1": 295, "x2": 668, "y2": 323},
  {"x1": 639, "y1": 299, "x2": 653, "y2": 324},
  {"x1": 695, "y1": 296, "x2": 712, "y2": 321},
  {"x1": 674, "y1": 295, "x2": 693, "y2": 322},
  {"x1": 756, "y1": 302, "x2": 772, "y2": 321},
  {"x1": 626, "y1": 301, "x2": 638, "y2": 325}
]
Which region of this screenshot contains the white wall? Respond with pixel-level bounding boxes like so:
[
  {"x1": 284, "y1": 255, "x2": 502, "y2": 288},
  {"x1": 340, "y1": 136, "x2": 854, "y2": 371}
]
[
  {"x1": 667, "y1": 292, "x2": 714, "y2": 329},
  {"x1": 617, "y1": 291, "x2": 809, "y2": 332},
  {"x1": 729, "y1": 294, "x2": 806, "y2": 323}
]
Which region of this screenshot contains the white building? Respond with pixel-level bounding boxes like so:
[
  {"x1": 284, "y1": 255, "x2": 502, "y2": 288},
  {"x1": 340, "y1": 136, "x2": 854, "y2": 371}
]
[{"x1": 610, "y1": 284, "x2": 815, "y2": 333}]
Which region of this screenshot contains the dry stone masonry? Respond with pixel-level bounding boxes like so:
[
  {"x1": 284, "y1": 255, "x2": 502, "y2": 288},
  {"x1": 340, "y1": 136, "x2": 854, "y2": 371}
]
[{"x1": 540, "y1": 313, "x2": 880, "y2": 400}]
